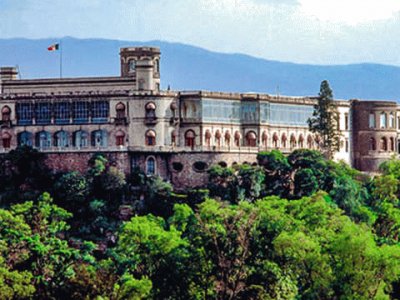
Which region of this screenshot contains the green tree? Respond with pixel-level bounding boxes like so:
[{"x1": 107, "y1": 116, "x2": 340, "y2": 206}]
[{"x1": 308, "y1": 80, "x2": 340, "y2": 159}]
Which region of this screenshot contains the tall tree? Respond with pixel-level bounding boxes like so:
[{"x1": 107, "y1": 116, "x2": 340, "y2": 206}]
[{"x1": 308, "y1": 80, "x2": 340, "y2": 159}]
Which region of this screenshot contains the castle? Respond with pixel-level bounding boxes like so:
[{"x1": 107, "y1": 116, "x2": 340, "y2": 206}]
[{"x1": 0, "y1": 47, "x2": 397, "y2": 188}]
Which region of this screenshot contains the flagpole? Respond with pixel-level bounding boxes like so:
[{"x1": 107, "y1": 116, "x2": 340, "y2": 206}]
[{"x1": 59, "y1": 40, "x2": 63, "y2": 78}]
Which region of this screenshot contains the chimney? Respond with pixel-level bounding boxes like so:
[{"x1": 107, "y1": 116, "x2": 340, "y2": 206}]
[{"x1": 0, "y1": 67, "x2": 18, "y2": 80}]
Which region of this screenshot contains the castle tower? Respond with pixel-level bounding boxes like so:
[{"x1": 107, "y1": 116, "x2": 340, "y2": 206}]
[{"x1": 120, "y1": 47, "x2": 161, "y2": 92}]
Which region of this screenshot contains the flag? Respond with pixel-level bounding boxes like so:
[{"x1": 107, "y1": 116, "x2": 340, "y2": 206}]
[{"x1": 47, "y1": 43, "x2": 59, "y2": 51}]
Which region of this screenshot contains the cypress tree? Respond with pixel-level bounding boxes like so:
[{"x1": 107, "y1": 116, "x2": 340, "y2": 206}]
[{"x1": 308, "y1": 80, "x2": 340, "y2": 159}]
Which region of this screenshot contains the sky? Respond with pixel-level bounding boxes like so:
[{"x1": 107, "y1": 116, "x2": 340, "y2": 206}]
[{"x1": 1, "y1": 0, "x2": 400, "y2": 66}]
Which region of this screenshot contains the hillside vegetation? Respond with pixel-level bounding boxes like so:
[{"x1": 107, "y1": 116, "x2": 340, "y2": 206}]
[{"x1": 1, "y1": 147, "x2": 400, "y2": 299}]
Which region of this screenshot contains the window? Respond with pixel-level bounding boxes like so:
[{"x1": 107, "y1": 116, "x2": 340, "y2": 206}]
[
  {"x1": 116, "y1": 102, "x2": 126, "y2": 119},
  {"x1": 54, "y1": 131, "x2": 69, "y2": 148},
  {"x1": 54, "y1": 102, "x2": 70, "y2": 125},
  {"x1": 193, "y1": 161, "x2": 208, "y2": 172},
  {"x1": 129, "y1": 60, "x2": 136, "y2": 72},
  {"x1": 246, "y1": 131, "x2": 257, "y2": 147},
  {"x1": 307, "y1": 135, "x2": 313, "y2": 149},
  {"x1": 73, "y1": 130, "x2": 89, "y2": 148},
  {"x1": 2, "y1": 132, "x2": 11, "y2": 148},
  {"x1": 224, "y1": 131, "x2": 231, "y2": 146},
  {"x1": 146, "y1": 130, "x2": 156, "y2": 146},
  {"x1": 345, "y1": 113, "x2": 349, "y2": 130},
  {"x1": 171, "y1": 130, "x2": 177, "y2": 146},
  {"x1": 273, "y1": 133, "x2": 279, "y2": 148},
  {"x1": 92, "y1": 101, "x2": 109, "y2": 123},
  {"x1": 337, "y1": 113, "x2": 340, "y2": 130},
  {"x1": 269, "y1": 103, "x2": 314, "y2": 126},
  {"x1": 185, "y1": 130, "x2": 195, "y2": 148},
  {"x1": 369, "y1": 112, "x2": 376, "y2": 128},
  {"x1": 290, "y1": 134, "x2": 296, "y2": 149},
  {"x1": 215, "y1": 130, "x2": 221, "y2": 147},
  {"x1": 35, "y1": 102, "x2": 52, "y2": 125},
  {"x1": 145, "y1": 102, "x2": 156, "y2": 119},
  {"x1": 380, "y1": 112, "x2": 387, "y2": 128},
  {"x1": 1, "y1": 106, "x2": 11, "y2": 122},
  {"x1": 138, "y1": 79, "x2": 145, "y2": 90},
  {"x1": 16, "y1": 103, "x2": 34, "y2": 125},
  {"x1": 73, "y1": 101, "x2": 90, "y2": 124},
  {"x1": 281, "y1": 134, "x2": 287, "y2": 148},
  {"x1": 116, "y1": 130, "x2": 125, "y2": 146},
  {"x1": 172, "y1": 162, "x2": 183, "y2": 172},
  {"x1": 234, "y1": 131, "x2": 241, "y2": 147},
  {"x1": 298, "y1": 134, "x2": 304, "y2": 148},
  {"x1": 154, "y1": 59, "x2": 160, "y2": 73},
  {"x1": 91, "y1": 130, "x2": 108, "y2": 147},
  {"x1": 390, "y1": 137, "x2": 395, "y2": 151},
  {"x1": 380, "y1": 137, "x2": 388, "y2": 151},
  {"x1": 146, "y1": 157, "x2": 155, "y2": 175},
  {"x1": 345, "y1": 139, "x2": 349, "y2": 152},
  {"x1": 205, "y1": 130, "x2": 211, "y2": 147},
  {"x1": 18, "y1": 131, "x2": 33, "y2": 147},
  {"x1": 390, "y1": 113, "x2": 395, "y2": 128},
  {"x1": 36, "y1": 131, "x2": 52, "y2": 149},
  {"x1": 262, "y1": 131, "x2": 268, "y2": 147},
  {"x1": 369, "y1": 137, "x2": 376, "y2": 151}
]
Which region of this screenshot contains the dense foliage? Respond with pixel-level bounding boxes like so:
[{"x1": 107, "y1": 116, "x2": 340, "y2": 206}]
[{"x1": 1, "y1": 146, "x2": 400, "y2": 299}]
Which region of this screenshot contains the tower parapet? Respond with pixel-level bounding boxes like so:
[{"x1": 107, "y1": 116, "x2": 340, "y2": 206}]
[{"x1": 120, "y1": 47, "x2": 161, "y2": 91}]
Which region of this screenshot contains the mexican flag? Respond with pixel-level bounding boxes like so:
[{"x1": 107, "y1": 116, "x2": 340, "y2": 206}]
[{"x1": 47, "y1": 43, "x2": 59, "y2": 51}]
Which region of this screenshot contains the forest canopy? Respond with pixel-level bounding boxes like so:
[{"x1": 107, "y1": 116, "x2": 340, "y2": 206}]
[{"x1": 1, "y1": 146, "x2": 400, "y2": 299}]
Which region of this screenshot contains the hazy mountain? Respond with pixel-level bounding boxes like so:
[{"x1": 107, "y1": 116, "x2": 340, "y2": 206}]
[{"x1": 0, "y1": 37, "x2": 398, "y2": 100}]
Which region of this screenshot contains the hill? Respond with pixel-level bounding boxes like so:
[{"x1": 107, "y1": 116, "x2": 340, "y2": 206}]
[{"x1": 0, "y1": 37, "x2": 398, "y2": 100}]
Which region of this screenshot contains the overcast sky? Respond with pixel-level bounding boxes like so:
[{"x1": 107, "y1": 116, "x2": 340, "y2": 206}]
[{"x1": 1, "y1": 0, "x2": 400, "y2": 66}]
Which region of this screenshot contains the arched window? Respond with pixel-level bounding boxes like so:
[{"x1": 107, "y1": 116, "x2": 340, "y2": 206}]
[
  {"x1": 36, "y1": 131, "x2": 51, "y2": 149},
  {"x1": 262, "y1": 131, "x2": 268, "y2": 147},
  {"x1": 380, "y1": 137, "x2": 388, "y2": 151},
  {"x1": 116, "y1": 102, "x2": 126, "y2": 119},
  {"x1": 2, "y1": 132, "x2": 11, "y2": 148},
  {"x1": 224, "y1": 131, "x2": 231, "y2": 146},
  {"x1": 129, "y1": 60, "x2": 136, "y2": 72},
  {"x1": 54, "y1": 130, "x2": 69, "y2": 148},
  {"x1": 298, "y1": 134, "x2": 304, "y2": 148},
  {"x1": 369, "y1": 137, "x2": 376, "y2": 151},
  {"x1": 91, "y1": 130, "x2": 108, "y2": 148},
  {"x1": 73, "y1": 130, "x2": 88, "y2": 148},
  {"x1": 380, "y1": 112, "x2": 387, "y2": 128},
  {"x1": 390, "y1": 137, "x2": 395, "y2": 151},
  {"x1": 145, "y1": 102, "x2": 156, "y2": 119},
  {"x1": 146, "y1": 157, "x2": 156, "y2": 175},
  {"x1": 185, "y1": 130, "x2": 195, "y2": 148},
  {"x1": 273, "y1": 133, "x2": 279, "y2": 148},
  {"x1": 234, "y1": 131, "x2": 241, "y2": 147},
  {"x1": 145, "y1": 130, "x2": 156, "y2": 146},
  {"x1": 116, "y1": 130, "x2": 125, "y2": 146},
  {"x1": 290, "y1": 134, "x2": 296, "y2": 149},
  {"x1": 390, "y1": 112, "x2": 395, "y2": 128},
  {"x1": 205, "y1": 130, "x2": 211, "y2": 147},
  {"x1": 281, "y1": 133, "x2": 287, "y2": 148},
  {"x1": 18, "y1": 131, "x2": 33, "y2": 147},
  {"x1": 307, "y1": 135, "x2": 313, "y2": 149},
  {"x1": 1, "y1": 106, "x2": 11, "y2": 122},
  {"x1": 171, "y1": 130, "x2": 177, "y2": 146},
  {"x1": 246, "y1": 131, "x2": 257, "y2": 147},
  {"x1": 315, "y1": 135, "x2": 321, "y2": 148},
  {"x1": 154, "y1": 59, "x2": 160, "y2": 73},
  {"x1": 215, "y1": 130, "x2": 221, "y2": 147}
]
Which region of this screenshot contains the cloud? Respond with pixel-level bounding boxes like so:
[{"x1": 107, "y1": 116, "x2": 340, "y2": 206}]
[{"x1": 299, "y1": 0, "x2": 400, "y2": 25}]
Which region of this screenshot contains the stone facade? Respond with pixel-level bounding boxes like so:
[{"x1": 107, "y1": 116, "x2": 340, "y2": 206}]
[{"x1": 0, "y1": 46, "x2": 395, "y2": 189}]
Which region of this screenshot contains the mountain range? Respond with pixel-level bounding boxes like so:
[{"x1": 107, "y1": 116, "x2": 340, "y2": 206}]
[{"x1": 0, "y1": 37, "x2": 398, "y2": 101}]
